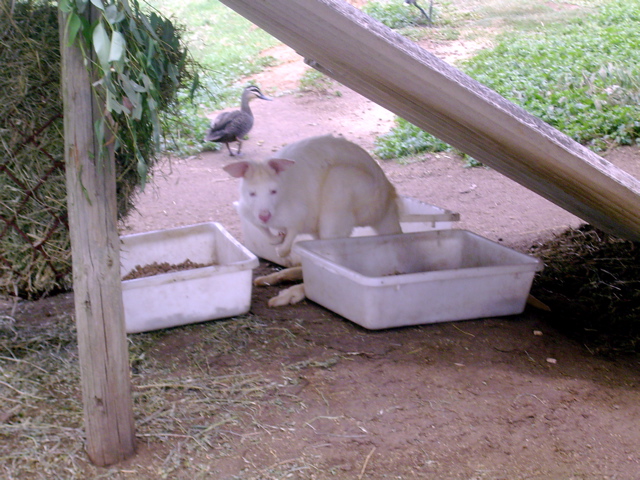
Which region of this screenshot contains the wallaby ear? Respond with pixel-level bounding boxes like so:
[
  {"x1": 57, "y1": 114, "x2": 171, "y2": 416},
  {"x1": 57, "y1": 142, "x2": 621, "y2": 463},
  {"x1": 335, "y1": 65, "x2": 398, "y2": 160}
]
[
  {"x1": 267, "y1": 158, "x2": 295, "y2": 174},
  {"x1": 223, "y1": 161, "x2": 251, "y2": 178}
]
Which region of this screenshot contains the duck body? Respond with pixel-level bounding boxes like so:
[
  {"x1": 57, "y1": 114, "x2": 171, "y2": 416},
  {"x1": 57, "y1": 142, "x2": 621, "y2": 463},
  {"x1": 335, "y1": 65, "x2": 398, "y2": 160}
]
[{"x1": 205, "y1": 85, "x2": 271, "y2": 156}]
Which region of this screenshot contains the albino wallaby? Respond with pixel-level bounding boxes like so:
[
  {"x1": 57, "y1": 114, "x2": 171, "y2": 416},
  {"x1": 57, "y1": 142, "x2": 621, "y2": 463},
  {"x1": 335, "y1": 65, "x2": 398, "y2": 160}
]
[{"x1": 224, "y1": 134, "x2": 401, "y2": 306}]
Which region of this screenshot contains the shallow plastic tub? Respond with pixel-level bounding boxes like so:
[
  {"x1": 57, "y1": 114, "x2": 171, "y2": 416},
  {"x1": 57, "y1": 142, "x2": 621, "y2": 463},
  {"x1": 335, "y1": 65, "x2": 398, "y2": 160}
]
[
  {"x1": 120, "y1": 222, "x2": 258, "y2": 333},
  {"x1": 293, "y1": 229, "x2": 543, "y2": 330}
]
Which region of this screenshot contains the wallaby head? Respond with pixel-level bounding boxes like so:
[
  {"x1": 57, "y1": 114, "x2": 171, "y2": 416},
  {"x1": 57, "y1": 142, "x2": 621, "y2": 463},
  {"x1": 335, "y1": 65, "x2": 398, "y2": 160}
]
[{"x1": 223, "y1": 158, "x2": 295, "y2": 226}]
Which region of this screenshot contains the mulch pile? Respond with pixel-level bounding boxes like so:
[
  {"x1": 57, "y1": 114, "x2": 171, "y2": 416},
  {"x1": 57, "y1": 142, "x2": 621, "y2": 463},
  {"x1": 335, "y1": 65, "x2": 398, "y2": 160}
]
[{"x1": 530, "y1": 224, "x2": 640, "y2": 356}]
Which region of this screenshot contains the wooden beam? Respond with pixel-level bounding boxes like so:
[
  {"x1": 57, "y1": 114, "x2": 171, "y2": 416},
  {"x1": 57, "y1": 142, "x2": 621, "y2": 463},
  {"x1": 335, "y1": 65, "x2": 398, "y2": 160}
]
[
  {"x1": 59, "y1": 10, "x2": 136, "y2": 465},
  {"x1": 219, "y1": 0, "x2": 640, "y2": 241}
]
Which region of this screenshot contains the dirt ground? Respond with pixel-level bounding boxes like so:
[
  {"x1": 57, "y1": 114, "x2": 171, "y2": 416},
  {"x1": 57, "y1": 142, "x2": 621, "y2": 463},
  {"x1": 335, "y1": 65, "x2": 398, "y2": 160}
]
[{"x1": 6, "y1": 35, "x2": 640, "y2": 480}]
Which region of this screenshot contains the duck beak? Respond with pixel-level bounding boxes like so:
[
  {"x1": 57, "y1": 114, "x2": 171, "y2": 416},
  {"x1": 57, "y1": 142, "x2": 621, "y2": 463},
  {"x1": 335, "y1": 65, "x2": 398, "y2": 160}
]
[{"x1": 258, "y1": 93, "x2": 273, "y2": 101}]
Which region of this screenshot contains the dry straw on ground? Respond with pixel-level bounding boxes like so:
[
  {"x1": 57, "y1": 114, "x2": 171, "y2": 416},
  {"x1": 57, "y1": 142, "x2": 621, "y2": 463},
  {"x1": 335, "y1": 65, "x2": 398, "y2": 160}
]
[
  {"x1": 0, "y1": 310, "x2": 297, "y2": 479},
  {"x1": 2, "y1": 223, "x2": 640, "y2": 478}
]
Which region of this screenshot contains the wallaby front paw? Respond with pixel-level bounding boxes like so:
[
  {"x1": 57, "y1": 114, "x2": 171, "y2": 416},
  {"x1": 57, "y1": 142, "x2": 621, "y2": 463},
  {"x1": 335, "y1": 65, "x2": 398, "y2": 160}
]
[{"x1": 269, "y1": 231, "x2": 286, "y2": 245}]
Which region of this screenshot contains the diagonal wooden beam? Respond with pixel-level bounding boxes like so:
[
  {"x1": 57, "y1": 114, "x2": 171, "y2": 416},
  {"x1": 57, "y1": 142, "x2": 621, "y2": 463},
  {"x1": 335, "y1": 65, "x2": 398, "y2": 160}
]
[{"x1": 220, "y1": 0, "x2": 640, "y2": 241}]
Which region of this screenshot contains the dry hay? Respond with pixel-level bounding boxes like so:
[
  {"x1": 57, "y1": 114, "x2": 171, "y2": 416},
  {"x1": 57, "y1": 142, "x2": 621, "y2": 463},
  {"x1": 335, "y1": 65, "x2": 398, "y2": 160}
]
[
  {"x1": 530, "y1": 224, "x2": 640, "y2": 356},
  {"x1": 0, "y1": 2, "x2": 70, "y2": 299},
  {"x1": 0, "y1": 309, "x2": 302, "y2": 479},
  {"x1": 0, "y1": 1, "x2": 195, "y2": 300}
]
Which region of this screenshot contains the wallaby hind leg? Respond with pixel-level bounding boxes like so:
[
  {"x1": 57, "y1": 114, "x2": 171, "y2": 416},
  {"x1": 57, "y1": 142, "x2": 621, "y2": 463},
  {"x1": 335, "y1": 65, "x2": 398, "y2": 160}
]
[
  {"x1": 254, "y1": 267, "x2": 306, "y2": 307},
  {"x1": 268, "y1": 284, "x2": 306, "y2": 307},
  {"x1": 254, "y1": 266, "x2": 303, "y2": 286}
]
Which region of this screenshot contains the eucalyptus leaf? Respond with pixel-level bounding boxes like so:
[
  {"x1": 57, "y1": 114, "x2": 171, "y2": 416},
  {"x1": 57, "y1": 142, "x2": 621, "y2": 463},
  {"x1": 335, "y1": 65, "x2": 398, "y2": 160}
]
[
  {"x1": 57, "y1": 0, "x2": 200, "y2": 187},
  {"x1": 93, "y1": 118, "x2": 105, "y2": 153},
  {"x1": 107, "y1": 90, "x2": 126, "y2": 115},
  {"x1": 59, "y1": 0, "x2": 73, "y2": 14},
  {"x1": 189, "y1": 72, "x2": 200, "y2": 101},
  {"x1": 120, "y1": 73, "x2": 147, "y2": 94},
  {"x1": 146, "y1": 38, "x2": 156, "y2": 68},
  {"x1": 168, "y1": 63, "x2": 179, "y2": 85},
  {"x1": 120, "y1": 74, "x2": 137, "y2": 99},
  {"x1": 140, "y1": 74, "x2": 154, "y2": 93},
  {"x1": 108, "y1": 31, "x2": 126, "y2": 63},
  {"x1": 148, "y1": 97, "x2": 160, "y2": 146},
  {"x1": 65, "y1": 12, "x2": 83, "y2": 46},
  {"x1": 120, "y1": 0, "x2": 134, "y2": 18},
  {"x1": 129, "y1": 17, "x2": 144, "y2": 44},
  {"x1": 90, "y1": 0, "x2": 105, "y2": 12},
  {"x1": 138, "y1": 10, "x2": 161, "y2": 42},
  {"x1": 92, "y1": 21, "x2": 111, "y2": 70},
  {"x1": 136, "y1": 157, "x2": 148, "y2": 190},
  {"x1": 111, "y1": 54, "x2": 126, "y2": 75},
  {"x1": 105, "y1": 5, "x2": 125, "y2": 25},
  {"x1": 131, "y1": 94, "x2": 143, "y2": 120},
  {"x1": 75, "y1": 0, "x2": 89, "y2": 14}
]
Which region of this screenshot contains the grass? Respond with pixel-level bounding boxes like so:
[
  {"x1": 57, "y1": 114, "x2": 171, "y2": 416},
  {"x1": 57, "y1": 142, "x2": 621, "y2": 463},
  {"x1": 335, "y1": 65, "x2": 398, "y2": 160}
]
[
  {"x1": 363, "y1": 0, "x2": 433, "y2": 29},
  {"x1": 374, "y1": 117, "x2": 450, "y2": 160},
  {"x1": 151, "y1": 0, "x2": 635, "y2": 159},
  {"x1": 146, "y1": 0, "x2": 280, "y2": 156},
  {"x1": 374, "y1": 0, "x2": 640, "y2": 160},
  {"x1": 298, "y1": 69, "x2": 341, "y2": 96},
  {"x1": 149, "y1": 0, "x2": 278, "y2": 87}
]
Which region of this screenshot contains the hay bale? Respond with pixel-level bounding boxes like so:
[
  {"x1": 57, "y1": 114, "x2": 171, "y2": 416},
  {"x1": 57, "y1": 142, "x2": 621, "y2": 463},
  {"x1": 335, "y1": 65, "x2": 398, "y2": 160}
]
[{"x1": 0, "y1": 1, "x2": 195, "y2": 299}]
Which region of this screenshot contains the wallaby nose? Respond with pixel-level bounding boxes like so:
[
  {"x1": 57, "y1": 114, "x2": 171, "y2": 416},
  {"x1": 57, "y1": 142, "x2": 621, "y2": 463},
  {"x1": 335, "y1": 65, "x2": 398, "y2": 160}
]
[{"x1": 258, "y1": 210, "x2": 271, "y2": 223}]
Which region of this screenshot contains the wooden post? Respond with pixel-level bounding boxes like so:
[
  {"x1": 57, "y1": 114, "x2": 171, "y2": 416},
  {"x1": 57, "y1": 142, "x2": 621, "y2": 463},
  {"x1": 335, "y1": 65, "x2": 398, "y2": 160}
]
[
  {"x1": 219, "y1": 0, "x2": 640, "y2": 241},
  {"x1": 59, "y1": 9, "x2": 136, "y2": 465}
]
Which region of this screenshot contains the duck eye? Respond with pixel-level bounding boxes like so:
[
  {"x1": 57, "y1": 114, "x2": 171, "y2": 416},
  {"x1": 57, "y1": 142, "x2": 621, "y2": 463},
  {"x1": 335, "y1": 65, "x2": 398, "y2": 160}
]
[
  {"x1": 270, "y1": 189, "x2": 277, "y2": 195},
  {"x1": 249, "y1": 191, "x2": 257, "y2": 197}
]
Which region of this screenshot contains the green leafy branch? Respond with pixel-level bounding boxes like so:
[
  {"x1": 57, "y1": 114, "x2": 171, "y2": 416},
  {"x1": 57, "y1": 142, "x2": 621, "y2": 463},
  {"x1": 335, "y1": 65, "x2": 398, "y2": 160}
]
[{"x1": 58, "y1": 0, "x2": 198, "y2": 186}]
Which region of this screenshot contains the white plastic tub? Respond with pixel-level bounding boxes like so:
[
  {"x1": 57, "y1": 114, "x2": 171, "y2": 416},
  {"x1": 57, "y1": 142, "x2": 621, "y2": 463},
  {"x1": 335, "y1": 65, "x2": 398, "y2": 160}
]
[
  {"x1": 293, "y1": 230, "x2": 543, "y2": 330},
  {"x1": 238, "y1": 196, "x2": 460, "y2": 267},
  {"x1": 120, "y1": 222, "x2": 258, "y2": 333}
]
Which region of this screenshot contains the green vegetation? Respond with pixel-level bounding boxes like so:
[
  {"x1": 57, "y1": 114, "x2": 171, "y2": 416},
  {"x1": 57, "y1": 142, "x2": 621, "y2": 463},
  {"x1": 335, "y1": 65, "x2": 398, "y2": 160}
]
[
  {"x1": 147, "y1": 0, "x2": 280, "y2": 155},
  {"x1": 374, "y1": 0, "x2": 640, "y2": 159},
  {"x1": 374, "y1": 118, "x2": 449, "y2": 160},
  {"x1": 363, "y1": 0, "x2": 463, "y2": 42},
  {"x1": 60, "y1": 0, "x2": 202, "y2": 184},
  {"x1": 149, "y1": 0, "x2": 278, "y2": 89},
  {"x1": 464, "y1": 0, "x2": 640, "y2": 151},
  {"x1": 363, "y1": 0, "x2": 432, "y2": 28},
  {"x1": 298, "y1": 68, "x2": 341, "y2": 96}
]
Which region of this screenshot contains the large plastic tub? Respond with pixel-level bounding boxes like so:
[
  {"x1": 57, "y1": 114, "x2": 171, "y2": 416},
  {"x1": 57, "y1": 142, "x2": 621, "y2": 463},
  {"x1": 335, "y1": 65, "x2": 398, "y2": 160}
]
[
  {"x1": 293, "y1": 230, "x2": 543, "y2": 330},
  {"x1": 238, "y1": 196, "x2": 460, "y2": 267},
  {"x1": 120, "y1": 222, "x2": 258, "y2": 333}
]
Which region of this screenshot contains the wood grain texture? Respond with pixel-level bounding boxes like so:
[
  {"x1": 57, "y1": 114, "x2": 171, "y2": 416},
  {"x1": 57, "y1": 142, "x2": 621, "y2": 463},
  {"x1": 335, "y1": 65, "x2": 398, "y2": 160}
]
[{"x1": 59, "y1": 9, "x2": 135, "y2": 466}]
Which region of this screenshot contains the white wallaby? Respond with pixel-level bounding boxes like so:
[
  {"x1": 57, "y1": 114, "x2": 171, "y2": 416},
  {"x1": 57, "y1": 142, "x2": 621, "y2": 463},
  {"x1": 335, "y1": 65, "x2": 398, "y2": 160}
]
[{"x1": 224, "y1": 134, "x2": 401, "y2": 306}]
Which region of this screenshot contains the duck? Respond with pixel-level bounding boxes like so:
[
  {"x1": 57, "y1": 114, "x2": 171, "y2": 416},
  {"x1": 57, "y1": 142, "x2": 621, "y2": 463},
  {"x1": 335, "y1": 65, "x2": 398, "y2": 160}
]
[{"x1": 204, "y1": 85, "x2": 271, "y2": 156}]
